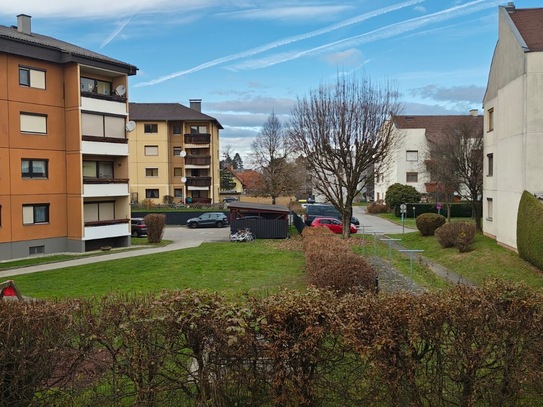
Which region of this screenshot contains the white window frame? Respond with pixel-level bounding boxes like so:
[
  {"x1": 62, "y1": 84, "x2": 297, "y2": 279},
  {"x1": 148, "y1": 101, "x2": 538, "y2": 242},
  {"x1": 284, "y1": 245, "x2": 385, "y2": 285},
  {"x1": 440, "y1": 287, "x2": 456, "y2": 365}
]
[
  {"x1": 23, "y1": 204, "x2": 50, "y2": 225},
  {"x1": 20, "y1": 113, "x2": 47, "y2": 134},
  {"x1": 19, "y1": 66, "x2": 46, "y2": 89}
]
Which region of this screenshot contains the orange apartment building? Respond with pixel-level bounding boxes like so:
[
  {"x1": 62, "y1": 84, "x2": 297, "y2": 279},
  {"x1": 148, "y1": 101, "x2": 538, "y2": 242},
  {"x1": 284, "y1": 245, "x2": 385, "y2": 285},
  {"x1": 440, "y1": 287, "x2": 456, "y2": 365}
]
[
  {"x1": 128, "y1": 101, "x2": 222, "y2": 204},
  {"x1": 0, "y1": 14, "x2": 137, "y2": 259}
]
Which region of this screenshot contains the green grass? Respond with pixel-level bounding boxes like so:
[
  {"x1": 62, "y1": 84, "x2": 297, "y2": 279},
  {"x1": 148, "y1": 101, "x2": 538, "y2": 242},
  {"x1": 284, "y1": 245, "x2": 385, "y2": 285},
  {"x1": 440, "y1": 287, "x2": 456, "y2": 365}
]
[
  {"x1": 7, "y1": 241, "x2": 306, "y2": 299},
  {"x1": 389, "y1": 231, "x2": 543, "y2": 289}
]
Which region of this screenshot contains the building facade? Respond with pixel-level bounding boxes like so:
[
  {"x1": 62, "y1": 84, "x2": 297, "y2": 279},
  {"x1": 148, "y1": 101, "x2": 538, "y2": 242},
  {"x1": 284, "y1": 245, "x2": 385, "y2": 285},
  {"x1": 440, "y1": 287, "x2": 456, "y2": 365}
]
[
  {"x1": 375, "y1": 114, "x2": 483, "y2": 203},
  {"x1": 483, "y1": 4, "x2": 543, "y2": 250},
  {"x1": 0, "y1": 14, "x2": 137, "y2": 259},
  {"x1": 128, "y1": 102, "x2": 222, "y2": 204}
]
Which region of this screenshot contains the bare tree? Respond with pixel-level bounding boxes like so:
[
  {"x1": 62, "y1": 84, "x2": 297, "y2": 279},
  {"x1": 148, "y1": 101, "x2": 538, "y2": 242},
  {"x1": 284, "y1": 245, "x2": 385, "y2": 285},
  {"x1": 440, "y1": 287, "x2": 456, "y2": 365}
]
[
  {"x1": 289, "y1": 75, "x2": 402, "y2": 237},
  {"x1": 425, "y1": 115, "x2": 484, "y2": 229},
  {"x1": 251, "y1": 112, "x2": 302, "y2": 204}
]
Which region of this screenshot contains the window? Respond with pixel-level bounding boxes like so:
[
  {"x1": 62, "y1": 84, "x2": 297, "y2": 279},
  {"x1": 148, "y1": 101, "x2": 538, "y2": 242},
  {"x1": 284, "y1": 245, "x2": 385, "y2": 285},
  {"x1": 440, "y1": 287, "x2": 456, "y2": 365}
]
[
  {"x1": 19, "y1": 66, "x2": 46, "y2": 89},
  {"x1": 146, "y1": 189, "x2": 159, "y2": 199},
  {"x1": 487, "y1": 198, "x2": 493, "y2": 221},
  {"x1": 83, "y1": 161, "x2": 114, "y2": 179},
  {"x1": 81, "y1": 113, "x2": 125, "y2": 139},
  {"x1": 174, "y1": 167, "x2": 183, "y2": 177},
  {"x1": 22, "y1": 159, "x2": 48, "y2": 178},
  {"x1": 20, "y1": 113, "x2": 47, "y2": 134},
  {"x1": 406, "y1": 172, "x2": 418, "y2": 183},
  {"x1": 174, "y1": 189, "x2": 183, "y2": 198},
  {"x1": 488, "y1": 108, "x2": 494, "y2": 132},
  {"x1": 145, "y1": 168, "x2": 158, "y2": 177},
  {"x1": 80, "y1": 77, "x2": 111, "y2": 95},
  {"x1": 406, "y1": 150, "x2": 418, "y2": 161},
  {"x1": 173, "y1": 147, "x2": 183, "y2": 156},
  {"x1": 144, "y1": 124, "x2": 158, "y2": 133},
  {"x1": 487, "y1": 153, "x2": 493, "y2": 177},
  {"x1": 173, "y1": 124, "x2": 182, "y2": 135},
  {"x1": 190, "y1": 125, "x2": 207, "y2": 134},
  {"x1": 84, "y1": 201, "x2": 115, "y2": 222},
  {"x1": 29, "y1": 245, "x2": 45, "y2": 255},
  {"x1": 144, "y1": 146, "x2": 158, "y2": 156},
  {"x1": 23, "y1": 204, "x2": 49, "y2": 225}
]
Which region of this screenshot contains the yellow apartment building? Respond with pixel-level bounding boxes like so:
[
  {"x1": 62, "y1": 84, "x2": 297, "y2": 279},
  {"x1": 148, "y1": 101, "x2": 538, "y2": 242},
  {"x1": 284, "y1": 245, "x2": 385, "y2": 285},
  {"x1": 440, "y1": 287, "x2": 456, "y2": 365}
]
[
  {"x1": 128, "y1": 102, "x2": 222, "y2": 204},
  {"x1": 0, "y1": 14, "x2": 137, "y2": 259}
]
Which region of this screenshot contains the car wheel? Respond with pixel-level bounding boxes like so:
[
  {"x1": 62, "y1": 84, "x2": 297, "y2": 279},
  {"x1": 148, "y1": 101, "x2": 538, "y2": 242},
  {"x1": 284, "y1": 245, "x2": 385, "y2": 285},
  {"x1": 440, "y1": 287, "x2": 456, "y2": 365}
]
[
  {"x1": 216, "y1": 221, "x2": 224, "y2": 228},
  {"x1": 188, "y1": 222, "x2": 197, "y2": 229}
]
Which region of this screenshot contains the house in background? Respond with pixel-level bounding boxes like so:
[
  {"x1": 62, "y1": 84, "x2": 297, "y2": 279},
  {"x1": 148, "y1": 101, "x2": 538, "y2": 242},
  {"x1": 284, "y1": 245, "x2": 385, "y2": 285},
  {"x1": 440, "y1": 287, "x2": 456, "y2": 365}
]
[
  {"x1": 483, "y1": 3, "x2": 543, "y2": 251},
  {"x1": 128, "y1": 101, "x2": 223, "y2": 205},
  {"x1": 219, "y1": 166, "x2": 244, "y2": 200},
  {"x1": 374, "y1": 114, "x2": 482, "y2": 203},
  {"x1": 0, "y1": 14, "x2": 137, "y2": 259}
]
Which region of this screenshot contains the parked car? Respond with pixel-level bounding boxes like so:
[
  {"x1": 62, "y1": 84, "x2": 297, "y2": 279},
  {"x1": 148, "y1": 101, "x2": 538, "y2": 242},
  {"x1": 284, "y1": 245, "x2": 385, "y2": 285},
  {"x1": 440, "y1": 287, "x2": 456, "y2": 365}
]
[
  {"x1": 131, "y1": 218, "x2": 148, "y2": 237},
  {"x1": 187, "y1": 212, "x2": 229, "y2": 228},
  {"x1": 304, "y1": 204, "x2": 359, "y2": 226},
  {"x1": 223, "y1": 197, "x2": 238, "y2": 203},
  {"x1": 310, "y1": 217, "x2": 358, "y2": 234}
]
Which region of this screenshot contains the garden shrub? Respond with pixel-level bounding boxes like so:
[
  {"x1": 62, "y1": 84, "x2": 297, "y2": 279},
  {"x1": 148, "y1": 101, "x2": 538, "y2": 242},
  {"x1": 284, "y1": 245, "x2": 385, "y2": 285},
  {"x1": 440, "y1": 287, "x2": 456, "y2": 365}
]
[
  {"x1": 517, "y1": 190, "x2": 543, "y2": 270},
  {"x1": 416, "y1": 213, "x2": 446, "y2": 236},
  {"x1": 144, "y1": 213, "x2": 166, "y2": 243},
  {"x1": 385, "y1": 183, "x2": 421, "y2": 210},
  {"x1": 435, "y1": 222, "x2": 476, "y2": 252},
  {"x1": 366, "y1": 201, "x2": 389, "y2": 214}
]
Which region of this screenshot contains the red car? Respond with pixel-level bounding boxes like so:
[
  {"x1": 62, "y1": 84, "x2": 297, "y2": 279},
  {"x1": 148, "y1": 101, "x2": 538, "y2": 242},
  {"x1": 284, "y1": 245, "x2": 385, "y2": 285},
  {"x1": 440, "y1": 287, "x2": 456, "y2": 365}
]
[{"x1": 310, "y1": 217, "x2": 357, "y2": 234}]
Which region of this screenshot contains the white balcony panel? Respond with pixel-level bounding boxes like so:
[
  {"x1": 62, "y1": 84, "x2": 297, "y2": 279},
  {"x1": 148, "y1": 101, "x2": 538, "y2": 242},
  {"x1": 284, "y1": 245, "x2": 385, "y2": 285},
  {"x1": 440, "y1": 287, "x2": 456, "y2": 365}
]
[
  {"x1": 188, "y1": 186, "x2": 210, "y2": 191},
  {"x1": 83, "y1": 183, "x2": 129, "y2": 197},
  {"x1": 84, "y1": 223, "x2": 130, "y2": 240},
  {"x1": 81, "y1": 96, "x2": 128, "y2": 115},
  {"x1": 82, "y1": 140, "x2": 129, "y2": 156},
  {"x1": 184, "y1": 143, "x2": 210, "y2": 149},
  {"x1": 185, "y1": 164, "x2": 210, "y2": 170}
]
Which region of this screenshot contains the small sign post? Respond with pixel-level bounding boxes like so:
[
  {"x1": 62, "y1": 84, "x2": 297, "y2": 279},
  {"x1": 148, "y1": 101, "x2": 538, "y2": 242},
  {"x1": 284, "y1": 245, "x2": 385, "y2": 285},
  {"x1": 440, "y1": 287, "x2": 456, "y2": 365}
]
[
  {"x1": 437, "y1": 202, "x2": 442, "y2": 215},
  {"x1": 400, "y1": 204, "x2": 407, "y2": 234}
]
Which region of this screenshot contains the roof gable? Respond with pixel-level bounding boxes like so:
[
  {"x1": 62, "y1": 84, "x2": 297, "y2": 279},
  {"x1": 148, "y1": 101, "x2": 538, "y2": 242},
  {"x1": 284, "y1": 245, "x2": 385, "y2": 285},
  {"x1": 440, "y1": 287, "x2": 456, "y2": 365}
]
[{"x1": 393, "y1": 115, "x2": 483, "y2": 142}]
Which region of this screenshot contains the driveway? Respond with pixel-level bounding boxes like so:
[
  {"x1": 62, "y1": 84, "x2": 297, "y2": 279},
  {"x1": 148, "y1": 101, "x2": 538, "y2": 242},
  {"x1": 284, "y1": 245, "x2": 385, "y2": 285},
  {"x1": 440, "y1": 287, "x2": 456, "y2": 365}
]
[{"x1": 352, "y1": 206, "x2": 415, "y2": 235}]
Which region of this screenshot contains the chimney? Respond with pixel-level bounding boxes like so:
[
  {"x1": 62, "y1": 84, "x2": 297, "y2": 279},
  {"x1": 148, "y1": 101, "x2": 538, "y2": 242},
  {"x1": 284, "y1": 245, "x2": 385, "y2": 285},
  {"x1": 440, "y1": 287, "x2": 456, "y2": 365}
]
[
  {"x1": 189, "y1": 99, "x2": 202, "y2": 112},
  {"x1": 17, "y1": 14, "x2": 32, "y2": 35},
  {"x1": 469, "y1": 109, "x2": 479, "y2": 117},
  {"x1": 505, "y1": 2, "x2": 515, "y2": 13}
]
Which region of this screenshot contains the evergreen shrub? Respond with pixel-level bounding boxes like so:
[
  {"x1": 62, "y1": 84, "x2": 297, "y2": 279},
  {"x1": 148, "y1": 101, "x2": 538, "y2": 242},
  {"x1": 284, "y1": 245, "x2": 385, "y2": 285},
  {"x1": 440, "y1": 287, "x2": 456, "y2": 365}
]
[{"x1": 416, "y1": 213, "x2": 446, "y2": 236}]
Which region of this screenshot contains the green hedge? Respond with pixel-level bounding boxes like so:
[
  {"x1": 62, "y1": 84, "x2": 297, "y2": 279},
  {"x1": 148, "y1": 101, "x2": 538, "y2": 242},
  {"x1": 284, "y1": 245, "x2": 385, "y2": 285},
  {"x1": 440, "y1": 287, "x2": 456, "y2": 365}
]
[
  {"x1": 394, "y1": 202, "x2": 472, "y2": 218},
  {"x1": 517, "y1": 191, "x2": 543, "y2": 270}
]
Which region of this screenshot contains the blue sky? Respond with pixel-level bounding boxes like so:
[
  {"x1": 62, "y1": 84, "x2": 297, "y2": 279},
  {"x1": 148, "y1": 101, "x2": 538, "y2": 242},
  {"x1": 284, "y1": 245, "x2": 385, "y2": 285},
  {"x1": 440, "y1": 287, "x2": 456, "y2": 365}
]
[{"x1": 1, "y1": 1, "x2": 537, "y2": 160}]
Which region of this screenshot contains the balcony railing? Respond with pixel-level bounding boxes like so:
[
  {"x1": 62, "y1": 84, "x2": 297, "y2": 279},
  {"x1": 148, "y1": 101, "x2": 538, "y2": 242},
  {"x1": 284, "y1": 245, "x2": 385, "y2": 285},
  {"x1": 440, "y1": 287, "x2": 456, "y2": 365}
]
[
  {"x1": 184, "y1": 134, "x2": 210, "y2": 144},
  {"x1": 186, "y1": 176, "x2": 211, "y2": 187},
  {"x1": 81, "y1": 91, "x2": 127, "y2": 103},
  {"x1": 185, "y1": 155, "x2": 211, "y2": 166},
  {"x1": 83, "y1": 178, "x2": 129, "y2": 184},
  {"x1": 84, "y1": 218, "x2": 129, "y2": 227},
  {"x1": 82, "y1": 135, "x2": 128, "y2": 144}
]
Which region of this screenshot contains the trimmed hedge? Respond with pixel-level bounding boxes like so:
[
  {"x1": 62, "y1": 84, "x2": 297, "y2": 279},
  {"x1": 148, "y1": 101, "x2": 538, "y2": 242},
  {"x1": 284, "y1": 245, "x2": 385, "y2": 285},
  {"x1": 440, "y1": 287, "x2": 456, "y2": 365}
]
[
  {"x1": 416, "y1": 213, "x2": 446, "y2": 236},
  {"x1": 394, "y1": 202, "x2": 473, "y2": 218},
  {"x1": 517, "y1": 191, "x2": 543, "y2": 270}
]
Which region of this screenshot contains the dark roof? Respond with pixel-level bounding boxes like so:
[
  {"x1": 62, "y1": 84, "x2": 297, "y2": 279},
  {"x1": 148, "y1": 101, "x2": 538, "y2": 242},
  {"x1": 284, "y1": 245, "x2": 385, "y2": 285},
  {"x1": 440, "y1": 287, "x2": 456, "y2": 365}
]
[
  {"x1": 509, "y1": 8, "x2": 543, "y2": 51},
  {"x1": 0, "y1": 20, "x2": 137, "y2": 74},
  {"x1": 129, "y1": 103, "x2": 223, "y2": 129},
  {"x1": 393, "y1": 115, "x2": 483, "y2": 143},
  {"x1": 227, "y1": 201, "x2": 290, "y2": 214}
]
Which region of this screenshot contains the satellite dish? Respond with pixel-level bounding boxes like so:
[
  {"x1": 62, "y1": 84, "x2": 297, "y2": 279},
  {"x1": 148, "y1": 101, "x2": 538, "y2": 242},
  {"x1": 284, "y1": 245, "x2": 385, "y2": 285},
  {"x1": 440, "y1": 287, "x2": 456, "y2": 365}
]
[
  {"x1": 125, "y1": 121, "x2": 136, "y2": 132},
  {"x1": 115, "y1": 84, "x2": 126, "y2": 96},
  {"x1": 180, "y1": 150, "x2": 187, "y2": 157},
  {"x1": 181, "y1": 177, "x2": 187, "y2": 183}
]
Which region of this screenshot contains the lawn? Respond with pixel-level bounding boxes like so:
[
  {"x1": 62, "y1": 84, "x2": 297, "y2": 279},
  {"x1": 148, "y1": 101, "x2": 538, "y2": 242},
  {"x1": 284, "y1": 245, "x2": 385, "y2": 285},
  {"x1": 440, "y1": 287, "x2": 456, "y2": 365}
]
[
  {"x1": 7, "y1": 241, "x2": 306, "y2": 299},
  {"x1": 389, "y1": 231, "x2": 543, "y2": 289}
]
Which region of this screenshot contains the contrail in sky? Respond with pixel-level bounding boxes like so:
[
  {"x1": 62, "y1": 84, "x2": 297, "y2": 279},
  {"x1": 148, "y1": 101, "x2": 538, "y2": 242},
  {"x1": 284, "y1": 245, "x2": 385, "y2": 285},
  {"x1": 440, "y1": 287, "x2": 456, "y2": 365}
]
[
  {"x1": 100, "y1": 17, "x2": 132, "y2": 49},
  {"x1": 228, "y1": 0, "x2": 502, "y2": 71},
  {"x1": 135, "y1": 0, "x2": 426, "y2": 87}
]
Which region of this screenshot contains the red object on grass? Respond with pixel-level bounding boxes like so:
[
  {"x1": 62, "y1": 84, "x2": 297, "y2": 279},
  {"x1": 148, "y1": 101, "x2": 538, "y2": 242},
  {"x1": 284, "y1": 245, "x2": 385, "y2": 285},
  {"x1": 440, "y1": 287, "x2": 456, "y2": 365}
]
[{"x1": 2, "y1": 286, "x2": 16, "y2": 296}]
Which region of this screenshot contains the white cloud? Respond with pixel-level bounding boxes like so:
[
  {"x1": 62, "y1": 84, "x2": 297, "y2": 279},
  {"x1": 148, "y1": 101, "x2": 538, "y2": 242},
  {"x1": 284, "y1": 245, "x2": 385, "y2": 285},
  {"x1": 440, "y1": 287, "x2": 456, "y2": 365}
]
[{"x1": 323, "y1": 48, "x2": 365, "y2": 67}]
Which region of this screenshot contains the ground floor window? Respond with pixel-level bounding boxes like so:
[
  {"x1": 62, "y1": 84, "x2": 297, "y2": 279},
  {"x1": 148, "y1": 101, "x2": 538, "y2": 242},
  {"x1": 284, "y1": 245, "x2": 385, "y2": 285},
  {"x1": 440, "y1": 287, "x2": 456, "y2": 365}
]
[{"x1": 146, "y1": 189, "x2": 159, "y2": 199}]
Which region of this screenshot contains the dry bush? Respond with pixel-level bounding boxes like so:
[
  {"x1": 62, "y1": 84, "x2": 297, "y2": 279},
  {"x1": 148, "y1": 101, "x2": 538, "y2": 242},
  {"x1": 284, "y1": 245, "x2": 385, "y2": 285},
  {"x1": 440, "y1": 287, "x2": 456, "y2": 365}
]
[
  {"x1": 366, "y1": 201, "x2": 389, "y2": 214},
  {"x1": 416, "y1": 213, "x2": 446, "y2": 236},
  {"x1": 302, "y1": 228, "x2": 377, "y2": 295},
  {"x1": 144, "y1": 213, "x2": 166, "y2": 243},
  {"x1": 435, "y1": 222, "x2": 476, "y2": 252}
]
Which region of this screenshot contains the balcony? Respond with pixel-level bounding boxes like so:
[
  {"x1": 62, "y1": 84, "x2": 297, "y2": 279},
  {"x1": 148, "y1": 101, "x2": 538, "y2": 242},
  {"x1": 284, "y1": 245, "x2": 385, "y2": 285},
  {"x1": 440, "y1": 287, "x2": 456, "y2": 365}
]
[
  {"x1": 83, "y1": 178, "x2": 129, "y2": 197},
  {"x1": 81, "y1": 94, "x2": 128, "y2": 116},
  {"x1": 186, "y1": 176, "x2": 211, "y2": 187},
  {"x1": 184, "y1": 134, "x2": 210, "y2": 145},
  {"x1": 185, "y1": 155, "x2": 211, "y2": 165},
  {"x1": 82, "y1": 139, "x2": 129, "y2": 156},
  {"x1": 83, "y1": 219, "x2": 130, "y2": 240}
]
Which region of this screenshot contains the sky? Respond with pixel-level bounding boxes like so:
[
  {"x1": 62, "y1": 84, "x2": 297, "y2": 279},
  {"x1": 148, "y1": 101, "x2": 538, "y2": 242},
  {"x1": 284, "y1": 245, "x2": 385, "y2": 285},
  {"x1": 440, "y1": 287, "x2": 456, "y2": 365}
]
[{"x1": 1, "y1": 1, "x2": 538, "y2": 162}]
